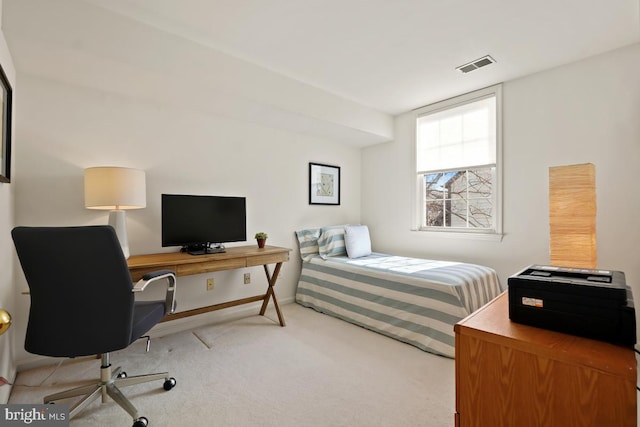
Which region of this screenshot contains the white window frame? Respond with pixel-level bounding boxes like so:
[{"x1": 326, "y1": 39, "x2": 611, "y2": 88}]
[{"x1": 411, "y1": 84, "x2": 503, "y2": 240}]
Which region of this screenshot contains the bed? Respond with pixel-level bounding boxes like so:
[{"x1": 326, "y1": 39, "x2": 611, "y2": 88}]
[{"x1": 294, "y1": 225, "x2": 503, "y2": 358}]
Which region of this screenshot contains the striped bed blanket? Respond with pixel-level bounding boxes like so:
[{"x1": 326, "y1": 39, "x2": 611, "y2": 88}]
[{"x1": 296, "y1": 253, "x2": 502, "y2": 358}]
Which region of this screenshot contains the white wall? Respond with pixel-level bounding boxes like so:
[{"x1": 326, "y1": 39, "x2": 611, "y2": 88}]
[
  {"x1": 11, "y1": 73, "x2": 361, "y2": 364},
  {"x1": 0, "y1": 0, "x2": 17, "y2": 403},
  {"x1": 362, "y1": 43, "x2": 640, "y2": 300}
]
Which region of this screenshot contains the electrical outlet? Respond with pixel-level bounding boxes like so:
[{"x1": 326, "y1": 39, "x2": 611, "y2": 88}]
[
  {"x1": 206, "y1": 278, "x2": 215, "y2": 291},
  {"x1": 244, "y1": 273, "x2": 251, "y2": 284}
]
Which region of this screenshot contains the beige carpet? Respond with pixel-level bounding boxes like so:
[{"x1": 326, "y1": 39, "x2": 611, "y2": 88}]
[{"x1": 8, "y1": 303, "x2": 455, "y2": 426}]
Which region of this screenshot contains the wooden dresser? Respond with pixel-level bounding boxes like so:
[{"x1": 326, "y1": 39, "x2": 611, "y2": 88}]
[{"x1": 454, "y1": 292, "x2": 636, "y2": 427}]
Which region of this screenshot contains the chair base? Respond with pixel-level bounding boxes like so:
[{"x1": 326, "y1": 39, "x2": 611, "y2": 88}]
[{"x1": 44, "y1": 353, "x2": 174, "y2": 423}]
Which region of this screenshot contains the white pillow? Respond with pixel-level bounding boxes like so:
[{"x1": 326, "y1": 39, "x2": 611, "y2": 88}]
[{"x1": 344, "y1": 225, "x2": 372, "y2": 258}]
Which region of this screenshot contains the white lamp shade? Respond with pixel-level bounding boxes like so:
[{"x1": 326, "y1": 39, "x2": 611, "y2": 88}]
[{"x1": 84, "y1": 167, "x2": 146, "y2": 210}]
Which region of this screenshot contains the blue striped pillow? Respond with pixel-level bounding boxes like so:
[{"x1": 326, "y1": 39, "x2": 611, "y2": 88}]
[
  {"x1": 295, "y1": 228, "x2": 321, "y2": 262},
  {"x1": 318, "y1": 225, "x2": 347, "y2": 259}
]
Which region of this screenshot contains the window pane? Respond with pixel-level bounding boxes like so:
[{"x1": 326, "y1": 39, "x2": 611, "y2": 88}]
[
  {"x1": 448, "y1": 199, "x2": 467, "y2": 227},
  {"x1": 425, "y1": 172, "x2": 445, "y2": 200},
  {"x1": 468, "y1": 168, "x2": 492, "y2": 197},
  {"x1": 448, "y1": 171, "x2": 467, "y2": 200},
  {"x1": 468, "y1": 197, "x2": 493, "y2": 228},
  {"x1": 426, "y1": 200, "x2": 444, "y2": 226},
  {"x1": 421, "y1": 167, "x2": 494, "y2": 229}
]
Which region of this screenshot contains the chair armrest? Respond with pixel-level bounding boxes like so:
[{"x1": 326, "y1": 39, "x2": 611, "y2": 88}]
[{"x1": 133, "y1": 270, "x2": 177, "y2": 314}]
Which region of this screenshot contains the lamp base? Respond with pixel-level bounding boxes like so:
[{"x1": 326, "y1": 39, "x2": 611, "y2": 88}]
[{"x1": 108, "y1": 210, "x2": 130, "y2": 259}]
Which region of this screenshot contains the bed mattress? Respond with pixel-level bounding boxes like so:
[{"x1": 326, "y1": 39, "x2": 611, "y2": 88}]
[{"x1": 296, "y1": 253, "x2": 502, "y2": 358}]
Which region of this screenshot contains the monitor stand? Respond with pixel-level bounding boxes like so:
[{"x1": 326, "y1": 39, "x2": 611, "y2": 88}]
[{"x1": 185, "y1": 243, "x2": 226, "y2": 256}]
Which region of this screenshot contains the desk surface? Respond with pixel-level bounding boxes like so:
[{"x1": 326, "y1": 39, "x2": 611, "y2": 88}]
[
  {"x1": 128, "y1": 245, "x2": 290, "y2": 269},
  {"x1": 128, "y1": 245, "x2": 291, "y2": 280}
]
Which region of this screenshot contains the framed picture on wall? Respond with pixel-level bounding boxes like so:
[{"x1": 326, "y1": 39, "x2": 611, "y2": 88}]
[
  {"x1": 309, "y1": 162, "x2": 340, "y2": 205},
  {"x1": 0, "y1": 61, "x2": 12, "y2": 184}
]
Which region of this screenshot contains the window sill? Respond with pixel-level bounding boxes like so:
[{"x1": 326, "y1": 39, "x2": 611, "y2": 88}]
[{"x1": 412, "y1": 229, "x2": 504, "y2": 242}]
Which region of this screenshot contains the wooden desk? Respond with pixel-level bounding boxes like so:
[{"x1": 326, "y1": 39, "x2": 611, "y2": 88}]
[
  {"x1": 128, "y1": 245, "x2": 291, "y2": 326},
  {"x1": 454, "y1": 292, "x2": 636, "y2": 427}
]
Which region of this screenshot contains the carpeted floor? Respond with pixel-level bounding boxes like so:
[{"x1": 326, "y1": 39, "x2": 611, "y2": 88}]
[{"x1": 8, "y1": 303, "x2": 455, "y2": 426}]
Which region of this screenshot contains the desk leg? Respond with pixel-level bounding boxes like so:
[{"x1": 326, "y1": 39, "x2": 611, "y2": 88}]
[{"x1": 260, "y1": 262, "x2": 285, "y2": 327}]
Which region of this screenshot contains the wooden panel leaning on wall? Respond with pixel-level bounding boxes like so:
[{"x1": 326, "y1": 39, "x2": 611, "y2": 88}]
[{"x1": 549, "y1": 163, "x2": 596, "y2": 268}]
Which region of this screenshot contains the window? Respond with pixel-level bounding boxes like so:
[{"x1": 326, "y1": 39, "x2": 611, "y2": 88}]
[{"x1": 414, "y1": 85, "x2": 502, "y2": 236}]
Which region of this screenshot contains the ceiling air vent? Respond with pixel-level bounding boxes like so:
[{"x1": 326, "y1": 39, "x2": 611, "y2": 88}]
[{"x1": 456, "y1": 55, "x2": 496, "y2": 73}]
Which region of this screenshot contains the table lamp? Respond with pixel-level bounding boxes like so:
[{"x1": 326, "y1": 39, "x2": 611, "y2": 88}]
[{"x1": 84, "y1": 167, "x2": 146, "y2": 258}]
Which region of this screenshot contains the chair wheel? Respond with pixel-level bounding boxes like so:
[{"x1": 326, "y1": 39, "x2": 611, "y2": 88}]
[
  {"x1": 117, "y1": 371, "x2": 127, "y2": 379},
  {"x1": 163, "y1": 377, "x2": 177, "y2": 390},
  {"x1": 132, "y1": 416, "x2": 148, "y2": 427}
]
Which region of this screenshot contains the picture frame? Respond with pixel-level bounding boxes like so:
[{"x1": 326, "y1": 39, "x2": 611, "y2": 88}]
[
  {"x1": 309, "y1": 162, "x2": 340, "y2": 205},
  {"x1": 0, "y1": 61, "x2": 12, "y2": 184}
]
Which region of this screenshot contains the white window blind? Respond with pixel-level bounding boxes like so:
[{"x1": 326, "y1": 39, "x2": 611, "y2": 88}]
[{"x1": 416, "y1": 96, "x2": 496, "y2": 173}]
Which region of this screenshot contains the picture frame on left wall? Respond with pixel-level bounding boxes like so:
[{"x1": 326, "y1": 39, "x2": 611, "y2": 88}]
[{"x1": 0, "y1": 61, "x2": 12, "y2": 184}]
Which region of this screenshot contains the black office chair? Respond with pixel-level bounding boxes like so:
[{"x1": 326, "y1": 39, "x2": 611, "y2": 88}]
[{"x1": 12, "y1": 226, "x2": 178, "y2": 427}]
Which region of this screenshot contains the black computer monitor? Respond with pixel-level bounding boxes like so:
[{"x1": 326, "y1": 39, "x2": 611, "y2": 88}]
[{"x1": 161, "y1": 194, "x2": 246, "y2": 255}]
